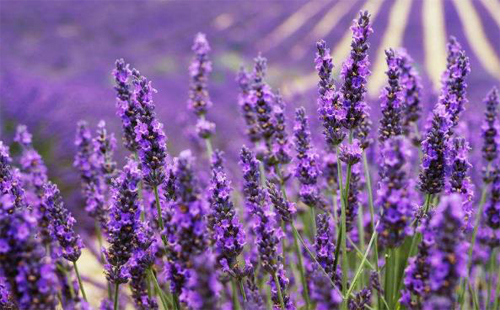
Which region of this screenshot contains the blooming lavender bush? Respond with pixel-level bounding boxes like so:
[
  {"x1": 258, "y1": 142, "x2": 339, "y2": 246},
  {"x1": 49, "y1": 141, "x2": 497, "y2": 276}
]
[{"x1": 1, "y1": 9, "x2": 500, "y2": 310}]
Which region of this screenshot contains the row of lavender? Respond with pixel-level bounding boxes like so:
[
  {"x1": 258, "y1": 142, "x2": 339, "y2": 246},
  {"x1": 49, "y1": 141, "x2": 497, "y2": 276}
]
[{"x1": 1, "y1": 10, "x2": 500, "y2": 310}]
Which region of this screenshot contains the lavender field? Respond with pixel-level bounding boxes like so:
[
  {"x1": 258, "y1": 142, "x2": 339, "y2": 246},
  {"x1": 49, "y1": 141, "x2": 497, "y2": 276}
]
[{"x1": 1, "y1": 0, "x2": 500, "y2": 309}]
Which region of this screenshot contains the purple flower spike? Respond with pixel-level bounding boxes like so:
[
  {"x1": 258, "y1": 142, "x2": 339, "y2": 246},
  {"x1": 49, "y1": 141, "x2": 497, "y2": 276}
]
[
  {"x1": 340, "y1": 11, "x2": 372, "y2": 130},
  {"x1": 398, "y1": 49, "x2": 422, "y2": 139},
  {"x1": 267, "y1": 182, "x2": 296, "y2": 223},
  {"x1": 354, "y1": 109, "x2": 373, "y2": 150},
  {"x1": 129, "y1": 225, "x2": 158, "y2": 310},
  {"x1": 104, "y1": 158, "x2": 142, "y2": 284},
  {"x1": 188, "y1": 33, "x2": 213, "y2": 116},
  {"x1": 249, "y1": 55, "x2": 275, "y2": 141},
  {"x1": 485, "y1": 167, "x2": 500, "y2": 229},
  {"x1": 132, "y1": 70, "x2": 168, "y2": 187},
  {"x1": 74, "y1": 121, "x2": 107, "y2": 227},
  {"x1": 440, "y1": 37, "x2": 470, "y2": 130},
  {"x1": 237, "y1": 66, "x2": 261, "y2": 143},
  {"x1": 424, "y1": 194, "x2": 467, "y2": 308},
  {"x1": 446, "y1": 137, "x2": 474, "y2": 231},
  {"x1": 378, "y1": 49, "x2": 403, "y2": 142},
  {"x1": 339, "y1": 140, "x2": 362, "y2": 165},
  {"x1": 482, "y1": 87, "x2": 500, "y2": 179},
  {"x1": 376, "y1": 137, "x2": 415, "y2": 248},
  {"x1": 309, "y1": 268, "x2": 342, "y2": 310},
  {"x1": 418, "y1": 104, "x2": 452, "y2": 194},
  {"x1": 340, "y1": 163, "x2": 361, "y2": 233},
  {"x1": 315, "y1": 39, "x2": 345, "y2": 148},
  {"x1": 294, "y1": 107, "x2": 323, "y2": 208},
  {"x1": 209, "y1": 150, "x2": 246, "y2": 268},
  {"x1": 314, "y1": 214, "x2": 342, "y2": 288},
  {"x1": 113, "y1": 58, "x2": 138, "y2": 151},
  {"x1": 240, "y1": 146, "x2": 265, "y2": 215},
  {"x1": 93, "y1": 120, "x2": 117, "y2": 185},
  {"x1": 180, "y1": 253, "x2": 221, "y2": 310},
  {"x1": 270, "y1": 92, "x2": 292, "y2": 165},
  {"x1": 42, "y1": 182, "x2": 84, "y2": 262},
  {"x1": 0, "y1": 141, "x2": 26, "y2": 213},
  {"x1": 165, "y1": 150, "x2": 208, "y2": 295}
]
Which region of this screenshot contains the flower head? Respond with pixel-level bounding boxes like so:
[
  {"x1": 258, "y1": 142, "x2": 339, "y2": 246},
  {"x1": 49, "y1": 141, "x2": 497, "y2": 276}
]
[
  {"x1": 316, "y1": 39, "x2": 345, "y2": 148},
  {"x1": 482, "y1": 87, "x2": 500, "y2": 178},
  {"x1": 339, "y1": 140, "x2": 362, "y2": 165},
  {"x1": 93, "y1": 120, "x2": 118, "y2": 185},
  {"x1": 398, "y1": 49, "x2": 422, "y2": 138},
  {"x1": 267, "y1": 182, "x2": 296, "y2": 223},
  {"x1": 340, "y1": 11, "x2": 372, "y2": 130},
  {"x1": 378, "y1": 49, "x2": 403, "y2": 142},
  {"x1": 42, "y1": 182, "x2": 84, "y2": 262},
  {"x1": 0, "y1": 141, "x2": 26, "y2": 213},
  {"x1": 237, "y1": 66, "x2": 261, "y2": 142},
  {"x1": 114, "y1": 59, "x2": 138, "y2": 151},
  {"x1": 249, "y1": 55, "x2": 275, "y2": 141},
  {"x1": 484, "y1": 166, "x2": 500, "y2": 229},
  {"x1": 188, "y1": 33, "x2": 212, "y2": 116}
]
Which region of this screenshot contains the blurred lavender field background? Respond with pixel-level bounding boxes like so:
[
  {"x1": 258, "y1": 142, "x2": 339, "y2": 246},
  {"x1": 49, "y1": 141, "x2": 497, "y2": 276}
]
[{"x1": 1, "y1": 0, "x2": 499, "y2": 223}]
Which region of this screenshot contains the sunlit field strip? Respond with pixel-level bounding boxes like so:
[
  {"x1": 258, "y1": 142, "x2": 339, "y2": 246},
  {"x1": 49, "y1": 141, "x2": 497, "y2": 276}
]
[
  {"x1": 452, "y1": 0, "x2": 500, "y2": 81},
  {"x1": 367, "y1": 0, "x2": 413, "y2": 97},
  {"x1": 284, "y1": 0, "x2": 386, "y2": 97},
  {"x1": 479, "y1": 0, "x2": 500, "y2": 30},
  {"x1": 423, "y1": 0, "x2": 447, "y2": 91},
  {"x1": 259, "y1": 0, "x2": 333, "y2": 53},
  {"x1": 290, "y1": 0, "x2": 357, "y2": 60}
]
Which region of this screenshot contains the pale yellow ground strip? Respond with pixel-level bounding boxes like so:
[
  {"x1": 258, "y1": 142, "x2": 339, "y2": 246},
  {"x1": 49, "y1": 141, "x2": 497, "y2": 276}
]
[
  {"x1": 283, "y1": 0, "x2": 386, "y2": 97},
  {"x1": 259, "y1": 0, "x2": 334, "y2": 53},
  {"x1": 423, "y1": 0, "x2": 447, "y2": 91},
  {"x1": 452, "y1": 0, "x2": 500, "y2": 81},
  {"x1": 367, "y1": 0, "x2": 413, "y2": 97},
  {"x1": 479, "y1": 0, "x2": 500, "y2": 30},
  {"x1": 290, "y1": 0, "x2": 357, "y2": 60}
]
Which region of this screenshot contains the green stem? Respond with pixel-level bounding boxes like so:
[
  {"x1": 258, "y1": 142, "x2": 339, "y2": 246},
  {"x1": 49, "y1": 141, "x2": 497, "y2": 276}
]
[
  {"x1": 113, "y1": 283, "x2": 120, "y2": 310},
  {"x1": 173, "y1": 294, "x2": 181, "y2": 310},
  {"x1": 347, "y1": 225, "x2": 378, "y2": 297},
  {"x1": 200, "y1": 114, "x2": 214, "y2": 159},
  {"x1": 272, "y1": 272, "x2": 286, "y2": 310},
  {"x1": 148, "y1": 268, "x2": 172, "y2": 310},
  {"x1": 493, "y1": 252, "x2": 500, "y2": 310},
  {"x1": 57, "y1": 263, "x2": 75, "y2": 300},
  {"x1": 73, "y1": 262, "x2": 87, "y2": 302},
  {"x1": 356, "y1": 204, "x2": 366, "y2": 287},
  {"x1": 232, "y1": 280, "x2": 241, "y2": 310},
  {"x1": 486, "y1": 249, "x2": 497, "y2": 310},
  {"x1": 384, "y1": 249, "x2": 397, "y2": 309},
  {"x1": 238, "y1": 278, "x2": 247, "y2": 302},
  {"x1": 153, "y1": 185, "x2": 169, "y2": 249}
]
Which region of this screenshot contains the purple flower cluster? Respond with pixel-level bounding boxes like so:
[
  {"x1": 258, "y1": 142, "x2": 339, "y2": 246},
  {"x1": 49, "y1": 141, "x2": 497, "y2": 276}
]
[
  {"x1": 42, "y1": 182, "x2": 84, "y2": 262},
  {"x1": 482, "y1": 87, "x2": 500, "y2": 177},
  {"x1": 378, "y1": 49, "x2": 403, "y2": 142},
  {"x1": 440, "y1": 37, "x2": 470, "y2": 129},
  {"x1": 267, "y1": 181, "x2": 296, "y2": 223},
  {"x1": 339, "y1": 140, "x2": 362, "y2": 165},
  {"x1": 104, "y1": 158, "x2": 142, "y2": 284},
  {"x1": 398, "y1": 49, "x2": 422, "y2": 139},
  {"x1": 339, "y1": 10, "x2": 372, "y2": 130},
  {"x1": 93, "y1": 120, "x2": 117, "y2": 185},
  {"x1": 209, "y1": 150, "x2": 246, "y2": 268},
  {"x1": 0, "y1": 142, "x2": 26, "y2": 214},
  {"x1": 270, "y1": 92, "x2": 292, "y2": 166},
  {"x1": 164, "y1": 150, "x2": 208, "y2": 297},
  {"x1": 237, "y1": 66, "x2": 261, "y2": 143},
  {"x1": 314, "y1": 214, "x2": 341, "y2": 288},
  {"x1": 114, "y1": 59, "x2": 137, "y2": 151},
  {"x1": 376, "y1": 137, "x2": 414, "y2": 248},
  {"x1": 294, "y1": 107, "x2": 322, "y2": 208},
  {"x1": 484, "y1": 167, "x2": 500, "y2": 229},
  {"x1": 446, "y1": 137, "x2": 474, "y2": 230},
  {"x1": 315, "y1": 39, "x2": 345, "y2": 148},
  {"x1": 188, "y1": 33, "x2": 216, "y2": 139},
  {"x1": 249, "y1": 56, "x2": 275, "y2": 142},
  {"x1": 418, "y1": 104, "x2": 452, "y2": 194},
  {"x1": 74, "y1": 121, "x2": 108, "y2": 226},
  {"x1": 132, "y1": 70, "x2": 168, "y2": 187}
]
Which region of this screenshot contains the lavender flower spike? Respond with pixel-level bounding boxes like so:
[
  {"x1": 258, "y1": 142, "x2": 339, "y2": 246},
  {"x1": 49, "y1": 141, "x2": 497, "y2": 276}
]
[
  {"x1": 294, "y1": 107, "x2": 322, "y2": 208},
  {"x1": 249, "y1": 55, "x2": 275, "y2": 142},
  {"x1": 94, "y1": 120, "x2": 118, "y2": 185},
  {"x1": 237, "y1": 66, "x2": 261, "y2": 143},
  {"x1": 267, "y1": 181, "x2": 296, "y2": 223},
  {"x1": 482, "y1": 87, "x2": 500, "y2": 179},
  {"x1": 378, "y1": 48, "x2": 403, "y2": 142},
  {"x1": 209, "y1": 150, "x2": 246, "y2": 269},
  {"x1": 484, "y1": 166, "x2": 500, "y2": 229},
  {"x1": 315, "y1": 39, "x2": 345, "y2": 148},
  {"x1": 0, "y1": 141, "x2": 26, "y2": 213},
  {"x1": 441, "y1": 37, "x2": 470, "y2": 129},
  {"x1": 181, "y1": 253, "x2": 221, "y2": 310},
  {"x1": 314, "y1": 214, "x2": 341, "y2": 287},
  {"x1": 398, "y1": 49, "x2": 423, "y2": 139},
  {"x1": 340, "y1": 10, "x2": 372, "y2": 130},
  {"x1": 104, "y1": 158, "x2": 142, "y2": 284},
  {"x1": 74, "y1": 121, "x2": 107, "y2": 227},
  {"x1": 270, "y1": 92, "x2": 292, "y2": 166},
  {"x1": 418, "y1": 103, "x2": 452, "y2": 195},
  {"x1": 424, "y1": 194, "x2": 467, "y2": 308},
  {"x1": 446, "y1": 137, "x2": 474, "y2": 231},
  {"x1": 42, "y1": 182, "x2": 84, "y2": 262},
  {"x1": 376, "y1": 137, "x2": 414, "y2": 248},
  {"x1": 132, "y1": 69, "x2": 168, "y2": 187},
  {"x1": 188, "y1": 33, "x2": 213, "y2": 116},
  {"x1": 113, "y1": 58, "x2": 138, "y2": 151}
]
